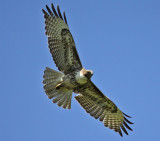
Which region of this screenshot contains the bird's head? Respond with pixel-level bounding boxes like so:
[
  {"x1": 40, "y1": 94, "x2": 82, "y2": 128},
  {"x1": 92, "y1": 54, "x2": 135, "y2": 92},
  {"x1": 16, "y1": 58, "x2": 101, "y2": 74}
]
[{"x1": 84, "y1": 70, "x2": 93, "y2": 79}]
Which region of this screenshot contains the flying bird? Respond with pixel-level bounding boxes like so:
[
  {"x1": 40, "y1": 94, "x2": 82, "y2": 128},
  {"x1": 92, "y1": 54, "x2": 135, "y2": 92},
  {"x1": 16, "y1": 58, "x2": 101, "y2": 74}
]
[{"x1": 42, "y1": 3, "x2": 133, "y2": 137}]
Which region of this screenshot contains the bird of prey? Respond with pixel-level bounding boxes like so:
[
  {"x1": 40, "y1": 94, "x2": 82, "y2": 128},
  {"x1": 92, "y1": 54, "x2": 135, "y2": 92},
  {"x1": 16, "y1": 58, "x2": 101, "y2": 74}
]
[{"x1": 42, "y1": 3, "x2": 133, "y2": 137}]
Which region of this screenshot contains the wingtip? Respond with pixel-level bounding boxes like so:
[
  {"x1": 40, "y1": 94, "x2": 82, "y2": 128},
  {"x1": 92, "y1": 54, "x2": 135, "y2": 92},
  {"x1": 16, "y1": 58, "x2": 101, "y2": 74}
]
[
  {"x1": 51, "y1": 3, "x2": 58, "y2": 17},
  {"x1": 122, "y1": 112, "x2": 132, "y2": 118},
  {"x1": 46, "y1": 4, "x2": 48, "y2": 8},
  {"x1": 120, "y1": 125, "x2": 129, "y2": 135},
  {"x1": 42, "y1": 9, "x2": 46, "y2": 14},
  {"x1": 119, "y1": 129, "x2": 123, "y2": 137},
  {"x1": 124, "y1": 117, "x2": 134, "y2": 124},
  {"x1": 63, "y1": 11, "x2": 68, "y2": 25},
  {"x1": 57, "y1": 5, "x2": 63, "y2": 20},
  {"x1": 123, "y1": 120, "x2": 133, "y2": 131}
]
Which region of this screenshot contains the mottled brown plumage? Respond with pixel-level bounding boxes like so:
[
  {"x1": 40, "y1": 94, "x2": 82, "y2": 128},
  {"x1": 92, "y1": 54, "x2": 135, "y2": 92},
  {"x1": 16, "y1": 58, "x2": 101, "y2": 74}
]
[
  {"x1": 42, "y1": 3, "x2": 133, "y2": 137},
  {"x1": 42, "y1": 4, "x2": 82, "y2": 74}
]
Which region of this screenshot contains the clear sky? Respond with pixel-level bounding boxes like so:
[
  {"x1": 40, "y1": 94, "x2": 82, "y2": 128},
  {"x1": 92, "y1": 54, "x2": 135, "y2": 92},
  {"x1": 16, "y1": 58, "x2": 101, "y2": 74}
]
[{"x1": 1, "y1": 0, "x2": 160, "y2": 140}]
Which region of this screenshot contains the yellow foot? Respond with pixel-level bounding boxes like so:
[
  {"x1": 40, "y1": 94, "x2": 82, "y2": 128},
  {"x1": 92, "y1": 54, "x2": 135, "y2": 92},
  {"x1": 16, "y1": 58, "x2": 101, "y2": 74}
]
[{"x1": 55, "y1": 83, "x2": 62, "y2": 90}]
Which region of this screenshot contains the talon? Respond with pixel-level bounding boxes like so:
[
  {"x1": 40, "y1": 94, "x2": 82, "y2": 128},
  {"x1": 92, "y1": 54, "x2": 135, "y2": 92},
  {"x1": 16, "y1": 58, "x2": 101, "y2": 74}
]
[{"x1": 55, "y1": 83, "x2": 62, "y2": 90}]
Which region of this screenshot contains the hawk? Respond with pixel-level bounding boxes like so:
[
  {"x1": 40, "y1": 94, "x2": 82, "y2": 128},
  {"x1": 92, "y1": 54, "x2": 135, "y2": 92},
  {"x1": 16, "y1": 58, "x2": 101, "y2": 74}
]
[{"x1": 42, "y1": 3, "x2": 133, "y2": 136}]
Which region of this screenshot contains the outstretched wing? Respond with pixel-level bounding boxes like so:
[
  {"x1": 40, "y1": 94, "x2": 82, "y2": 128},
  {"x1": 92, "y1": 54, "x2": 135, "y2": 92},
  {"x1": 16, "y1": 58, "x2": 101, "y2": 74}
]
[
  {"x1": 74, "y1": 81, "x2": 133, "y2": 136},
  {"x1": 42, "y1": 4, "x2": 82, "y2": 74}
]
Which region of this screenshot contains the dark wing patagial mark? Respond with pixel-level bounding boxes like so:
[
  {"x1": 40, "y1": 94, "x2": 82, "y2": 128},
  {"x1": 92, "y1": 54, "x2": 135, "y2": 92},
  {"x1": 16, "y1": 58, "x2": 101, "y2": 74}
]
[
  {"x1": 42, "y1": 3, "x2": 82, "y2": 74},
  {"x1": 74, "y1": 80, "x2": 133, "y2": 137}
]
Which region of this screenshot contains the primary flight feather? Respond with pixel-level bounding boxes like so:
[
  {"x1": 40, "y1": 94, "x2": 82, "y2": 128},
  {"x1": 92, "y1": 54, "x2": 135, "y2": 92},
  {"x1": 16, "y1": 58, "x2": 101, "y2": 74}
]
[{"x1": 42, "y1": 3, "x2": 133, "y2": 136}]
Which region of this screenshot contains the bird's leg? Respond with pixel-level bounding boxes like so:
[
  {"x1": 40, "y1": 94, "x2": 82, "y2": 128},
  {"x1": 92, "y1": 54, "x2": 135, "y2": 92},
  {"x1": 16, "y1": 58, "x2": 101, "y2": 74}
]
[{"x1": 55, "y1": 83, "x2": 63, "y2": 90}]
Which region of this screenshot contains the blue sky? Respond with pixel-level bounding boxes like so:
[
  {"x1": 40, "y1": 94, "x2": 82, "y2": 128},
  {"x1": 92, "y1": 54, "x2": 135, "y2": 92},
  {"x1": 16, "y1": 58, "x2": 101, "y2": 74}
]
[{"x1": 1, "y1": 0, "x2": 160, "y2": 140}]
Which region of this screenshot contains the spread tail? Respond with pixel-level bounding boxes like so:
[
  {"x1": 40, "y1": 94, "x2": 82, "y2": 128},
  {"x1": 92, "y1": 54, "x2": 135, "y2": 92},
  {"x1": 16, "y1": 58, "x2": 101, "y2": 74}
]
[{"x1": 43, "y1": 67, "x2": 72, "y2": 109}]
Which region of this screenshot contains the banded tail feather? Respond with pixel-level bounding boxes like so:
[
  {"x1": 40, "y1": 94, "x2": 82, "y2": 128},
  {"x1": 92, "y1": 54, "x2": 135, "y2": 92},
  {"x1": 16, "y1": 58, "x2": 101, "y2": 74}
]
[{"x1": 43, "y1": 67, "x2": 72, "y2": 109}]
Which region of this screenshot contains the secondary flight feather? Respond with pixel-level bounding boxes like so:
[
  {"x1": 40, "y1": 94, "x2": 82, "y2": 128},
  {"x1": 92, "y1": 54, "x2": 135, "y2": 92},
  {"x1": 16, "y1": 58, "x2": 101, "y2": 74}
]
[{"x1": 42, "y1": 3, "x2": 133, "y2": 137}]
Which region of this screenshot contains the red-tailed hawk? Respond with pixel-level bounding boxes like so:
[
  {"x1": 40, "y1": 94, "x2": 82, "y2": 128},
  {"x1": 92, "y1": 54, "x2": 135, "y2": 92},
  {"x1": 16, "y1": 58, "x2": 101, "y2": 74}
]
[{"x1": 42, "y1": 3, "x2": 133, "y2": 137}]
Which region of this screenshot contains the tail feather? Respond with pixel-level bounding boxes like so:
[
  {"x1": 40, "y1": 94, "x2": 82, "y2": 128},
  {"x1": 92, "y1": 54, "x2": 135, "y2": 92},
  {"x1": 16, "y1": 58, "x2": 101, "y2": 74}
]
[
  {"x1": 47, "y1": 90, "x2": 59, "y2": 99},
  {"x1": 61, "y1": 92, "x2": 72, "y2": 109},
  {"x1": 57, "y1": 89, "x2": 72, "y2": 109},
  {"x1": 52, "y1": 92, "x2": 65, "y2": 103},
  {"x1": 43, "y1": 67, "x2": 72, "y2": 109},
  {"x1": 43, "y1": 77, "x2": 56, "y2": 84},
  {"x1": 43, "y1": 67, "x2": 63, "y2": 86}
]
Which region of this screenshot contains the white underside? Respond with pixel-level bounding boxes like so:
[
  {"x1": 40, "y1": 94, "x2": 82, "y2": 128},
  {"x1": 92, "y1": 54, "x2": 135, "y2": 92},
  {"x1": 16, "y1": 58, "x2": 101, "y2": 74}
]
[{"x1": 75, "y1": 71, "x2": 87, "y2": 84}]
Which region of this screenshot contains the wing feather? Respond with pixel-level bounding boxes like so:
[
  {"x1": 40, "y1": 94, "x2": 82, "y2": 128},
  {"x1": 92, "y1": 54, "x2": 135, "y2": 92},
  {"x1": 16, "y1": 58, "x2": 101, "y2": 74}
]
[
  {"x1": 51, "y1": 3, "x2": 58, "y2": 17},
  {"x1": 57, "y1": 5, "x2": 63, "y2": 20},
  {"x1": 74, "y1": 81, "x2": 133, "y2": 136},
  {"x1": 42, "y1": 4, "x2": 82, "y2": 74},
  {"x1": 63, "y1": 12, "x2": 68, "y2": 25}
]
